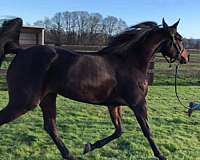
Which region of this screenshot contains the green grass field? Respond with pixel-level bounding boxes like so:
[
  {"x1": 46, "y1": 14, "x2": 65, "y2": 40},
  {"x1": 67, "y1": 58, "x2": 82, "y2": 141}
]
[
  {"x1": 153, "y1": 51, "x2": 200, "y2": 85},
  {"x1": 0, "y1": 86, "x2": 200, "y2": 160}
]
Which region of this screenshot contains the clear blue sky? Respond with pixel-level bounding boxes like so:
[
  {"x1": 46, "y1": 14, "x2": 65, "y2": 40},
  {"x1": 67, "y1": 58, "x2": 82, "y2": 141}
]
[{"x1": 0, "y1": 0, "x2": 199, "y2": 38}]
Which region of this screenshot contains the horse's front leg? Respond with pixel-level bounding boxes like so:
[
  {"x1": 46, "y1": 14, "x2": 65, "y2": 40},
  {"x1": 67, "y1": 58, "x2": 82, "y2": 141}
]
[
  {"x1": 83, "y1": 106, "x2": 123, "y2": 154},
  {"x1": 130, "y1": 100, "x2": 166, "y2": 160},
  {"x1": 122, "y1": 80, "x2": 166, "y2": 160}
]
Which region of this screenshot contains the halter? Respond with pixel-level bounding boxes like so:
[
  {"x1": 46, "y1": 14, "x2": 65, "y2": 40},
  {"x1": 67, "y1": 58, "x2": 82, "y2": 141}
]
[
  {"x1": 172, "y1": 35, "x2": 184, "y2": 58},
  {"x1": 163, "y1": 34, "x2": 184, "y2": 65},
  {"x1": 163, "y1": 34, "x2": 189, "y2": 109}
]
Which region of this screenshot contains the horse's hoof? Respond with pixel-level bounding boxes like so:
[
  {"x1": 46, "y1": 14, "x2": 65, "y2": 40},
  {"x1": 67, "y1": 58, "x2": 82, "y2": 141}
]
[
  {"x1": 83, "y1": 143, "x2": 92, "y2": 154},
  {"x1": 188, "y1": 108, "x2": 193, "y2": 117},
  {"x1": 63, "y1": 156, "x2": 77, "y2": 160},
  {"x1": 63, "y1": 154, "x2": 77, "y2": 160},
  {"x1": 159, "y1": 155, "x2": 167, "y2": 160}
]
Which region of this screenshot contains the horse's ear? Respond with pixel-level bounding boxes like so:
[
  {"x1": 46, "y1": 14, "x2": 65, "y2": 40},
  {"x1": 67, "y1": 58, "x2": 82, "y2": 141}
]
[
  {"x1": 172, "y1": 19, "x2": 180, "y2": 29},
  {"x1": 162, "y1": 18, "x2": 168, "y2": 28}
]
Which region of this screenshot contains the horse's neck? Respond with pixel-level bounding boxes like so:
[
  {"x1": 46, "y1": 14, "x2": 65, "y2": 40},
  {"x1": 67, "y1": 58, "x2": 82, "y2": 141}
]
[{"x1": 129, "y1": 31, "x2": 166, "y2": 73}]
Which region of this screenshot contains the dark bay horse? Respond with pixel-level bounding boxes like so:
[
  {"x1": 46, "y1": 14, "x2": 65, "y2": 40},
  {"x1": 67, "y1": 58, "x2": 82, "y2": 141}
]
[{"x1": 0, "y1": 18, "x2": 189, "y2": 160}]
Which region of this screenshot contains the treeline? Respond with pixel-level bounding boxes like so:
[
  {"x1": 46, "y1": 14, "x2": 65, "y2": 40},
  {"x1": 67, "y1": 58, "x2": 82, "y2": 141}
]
[
  {"x1": 33, "y1": 11, "x2": 127, "y2": 46},
  {"x1": 33, "y1": 11, "x2": 200, "y2": 49},
  {"x1": 184, "y1": 39, "x2": 200, "y2": 49}
]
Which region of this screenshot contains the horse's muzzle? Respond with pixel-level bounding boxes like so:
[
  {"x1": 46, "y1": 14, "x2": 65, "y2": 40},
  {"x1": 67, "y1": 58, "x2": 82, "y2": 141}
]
[{"x1": 180, "y1": 49, "x2": 189, "y2": 64}]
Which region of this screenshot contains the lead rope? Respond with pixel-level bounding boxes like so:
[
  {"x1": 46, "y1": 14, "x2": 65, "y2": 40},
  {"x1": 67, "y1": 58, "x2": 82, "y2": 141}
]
[{"x1": 174, "y1": 64, "x2": 189, "y2": 109}]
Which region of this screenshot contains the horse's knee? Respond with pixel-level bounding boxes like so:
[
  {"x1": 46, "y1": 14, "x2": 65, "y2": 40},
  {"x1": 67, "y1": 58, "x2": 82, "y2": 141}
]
[
  {"x1": 142, "y1": 129, "x2": 153, "y2": 138},
  {"x1": 44, "y1": 122, "x2": 52, "y2": 133}
]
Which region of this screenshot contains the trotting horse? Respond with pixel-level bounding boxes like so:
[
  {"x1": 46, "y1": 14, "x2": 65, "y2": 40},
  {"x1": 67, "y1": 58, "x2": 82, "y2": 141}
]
[{"x1": 0, "y1": 18, "x2": 189, "y2": 160}]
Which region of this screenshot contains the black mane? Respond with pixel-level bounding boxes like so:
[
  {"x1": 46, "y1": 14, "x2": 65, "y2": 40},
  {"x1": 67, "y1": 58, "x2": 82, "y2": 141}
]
[{"x1": 100, "y1": 21, "x2": 159, "y2": 55}]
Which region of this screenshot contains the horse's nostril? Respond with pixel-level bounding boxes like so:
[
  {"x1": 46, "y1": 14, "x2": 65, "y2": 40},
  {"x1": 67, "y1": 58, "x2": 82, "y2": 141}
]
[{"x1": 180, "y1": 59, "x2": 186, "y2": 64}]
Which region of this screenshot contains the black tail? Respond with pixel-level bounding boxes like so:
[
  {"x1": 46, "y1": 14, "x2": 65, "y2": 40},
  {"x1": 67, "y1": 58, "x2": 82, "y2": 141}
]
[
  {"x1": 0, "y1": 46, "x2": 23, "y2": 67},
  {"x1": 0, "y1": 43, "x2": 23, "y2": 67},
  {"x1": 0, "y1": 54, "x2": 5, "y2": 67},
  {"x1": 0, "y1": 39, "x2": 23, "y2": 66},
  {"x1": 0, "y1": 17, "x2": 23, "y2": 67}
]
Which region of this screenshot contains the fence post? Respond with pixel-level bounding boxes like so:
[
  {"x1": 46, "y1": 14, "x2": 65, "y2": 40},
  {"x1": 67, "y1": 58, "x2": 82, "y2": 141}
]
[{"x1": 148, "y1": 57, "x2": 154, "y2": 85}]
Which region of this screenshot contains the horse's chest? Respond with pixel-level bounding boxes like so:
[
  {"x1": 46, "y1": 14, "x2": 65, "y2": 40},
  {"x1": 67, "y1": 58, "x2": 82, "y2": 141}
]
[{"x1": 138, "y1": 79, "x2": 148, "y2": 96}]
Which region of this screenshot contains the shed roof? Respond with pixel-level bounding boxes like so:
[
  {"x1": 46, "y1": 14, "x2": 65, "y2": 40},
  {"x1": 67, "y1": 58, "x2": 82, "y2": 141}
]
[{"x1": 21, "y1": 26, "x2": 44, "y2": 33}]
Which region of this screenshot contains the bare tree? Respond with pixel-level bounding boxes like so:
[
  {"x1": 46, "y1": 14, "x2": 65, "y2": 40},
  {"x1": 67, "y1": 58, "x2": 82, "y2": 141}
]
[
  {"x1": 43, "y1": 17, "x2": 52, "y2": 29},
  {"x1": 74, "y1": 11, "x2": 89, "y2": 44},
  {"x1": 52, "y1": 12, "x2": 65, "y2": 46},
  {"x1": 63, "y1": 11, "x2": 72, "y2": 32},
  {"x1": 86, "y1": 13, "x2": 103, "y2": 44},
  {"x1": 33, "y1": 20, "x2": 44, "y2": 27},
  {"x1": 116, "y1": 18, "x2": 128, "y2": 34},
  {"x1": 103, "y1": 16, "x2": 119, "y2": 35},
  {"x1": 33, "y1": 10, "x2": 128, "y2": 46}
]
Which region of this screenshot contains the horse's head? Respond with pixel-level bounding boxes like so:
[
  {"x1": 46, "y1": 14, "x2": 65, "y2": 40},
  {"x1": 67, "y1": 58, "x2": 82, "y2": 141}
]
[
  {"x1": 159, "y1": 18, "x2": 189, "y2": 64},
  {"x1": 0, "y1": 17, "x2": 22, "y2": 66}
]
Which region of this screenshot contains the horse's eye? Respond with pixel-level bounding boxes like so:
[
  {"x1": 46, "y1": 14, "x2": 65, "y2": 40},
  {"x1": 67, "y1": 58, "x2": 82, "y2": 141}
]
[
  {"x1": 176, "y1": 37, "x2": 182, "y2": 41},
  {"x1": 175, "y1": 34, "x2": 183, "y2": 41}
]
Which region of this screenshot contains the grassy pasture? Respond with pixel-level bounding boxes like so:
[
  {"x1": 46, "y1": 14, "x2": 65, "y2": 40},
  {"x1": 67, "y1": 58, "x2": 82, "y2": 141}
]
[
  {"x1": 154, "y1": 51, "x2": 200, "y2": 85},
  {"x1": 0, "y1": 86, "x2": 200, "y2": 160}
]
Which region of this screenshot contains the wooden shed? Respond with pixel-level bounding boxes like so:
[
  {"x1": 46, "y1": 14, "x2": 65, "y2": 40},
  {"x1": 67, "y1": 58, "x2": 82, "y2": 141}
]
[{"x1": 19, "y1": 26, "x2": 44, "y2": 48}]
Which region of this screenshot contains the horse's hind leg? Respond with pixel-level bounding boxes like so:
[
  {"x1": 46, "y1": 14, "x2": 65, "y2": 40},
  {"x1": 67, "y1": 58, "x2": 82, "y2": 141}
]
[
  {"x1": 0, "y1": 94, "x2": 34, "y2": 126},
  {"x1": 0, "y1": 103, "x2": 25, "y2": 126},
  {"x1": 84, "y1": 106, "x2": 123, "y2": 154},
  {"x1": 40, "y1": 93, "x2": 76, "y2": 160}
]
